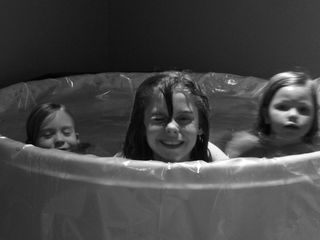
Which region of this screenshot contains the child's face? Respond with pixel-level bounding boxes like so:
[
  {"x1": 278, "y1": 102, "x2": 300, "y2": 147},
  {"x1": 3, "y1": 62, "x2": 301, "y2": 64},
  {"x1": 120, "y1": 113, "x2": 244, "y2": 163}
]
[
  {"x1": 267, "y1": 84, "x2": 314, "y2": 145},
  {"x1": 144, "y1": 91, "x2": 202, "y2": 162},
  {"x1": 36, "y1": 110, "x2": 79, "y2": 151}
]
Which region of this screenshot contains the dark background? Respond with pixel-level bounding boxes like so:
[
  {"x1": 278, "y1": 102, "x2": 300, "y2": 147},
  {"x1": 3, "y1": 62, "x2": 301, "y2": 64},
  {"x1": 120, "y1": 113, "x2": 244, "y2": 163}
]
[{"x1": 0, "y1": 0, "x2": 320, "y2": 88}]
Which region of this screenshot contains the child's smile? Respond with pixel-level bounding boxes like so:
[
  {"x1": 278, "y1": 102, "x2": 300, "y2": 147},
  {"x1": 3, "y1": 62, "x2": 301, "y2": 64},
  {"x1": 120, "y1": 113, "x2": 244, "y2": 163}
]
[
  {"x1": 144, "y1": 90, "x2": 201, "y2": 162},
  {"x1": 159, "y1": 140, "x2": 184, "y2": 147},
  {"x1": 36, "y1": 109, "x2": 79, "y2": 151}
]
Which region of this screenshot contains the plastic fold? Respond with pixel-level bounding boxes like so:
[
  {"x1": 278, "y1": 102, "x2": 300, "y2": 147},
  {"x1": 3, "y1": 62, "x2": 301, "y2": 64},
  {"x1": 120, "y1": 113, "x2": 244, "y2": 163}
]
[{"x1": 0, "y1": 72, "x2": 319, "y2": 240}]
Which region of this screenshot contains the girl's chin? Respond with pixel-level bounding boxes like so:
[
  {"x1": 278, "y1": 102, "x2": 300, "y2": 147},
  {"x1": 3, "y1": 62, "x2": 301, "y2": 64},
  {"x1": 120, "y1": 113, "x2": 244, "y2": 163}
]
[{"x1": 270, "y1": 135, "x2": 303, "y2": 146}]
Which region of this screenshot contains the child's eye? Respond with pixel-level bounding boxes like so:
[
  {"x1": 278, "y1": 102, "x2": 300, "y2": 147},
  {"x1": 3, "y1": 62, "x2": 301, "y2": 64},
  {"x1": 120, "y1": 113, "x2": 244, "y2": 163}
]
[
  {"x1": 40, "y1": 130, "x2": 54, "y2": 139},
  {"x1": 150, "y1": 115, "x2": 167, "y2": 124},
  {"x1": 63, "y1": 132, "x2": 71, "y2": 137},
  {"x1": 298, "y1": 106, "x2": 311, "y2": 115},
  {"x1": 275, "y1": 104, "x2": 289, "y2": 111},
  {"x1": 176, "y1": 115, "x2": 193, "y2": 125},
  {"x1": 62, "y1": 128, "x2": 73, "y2": 136}
]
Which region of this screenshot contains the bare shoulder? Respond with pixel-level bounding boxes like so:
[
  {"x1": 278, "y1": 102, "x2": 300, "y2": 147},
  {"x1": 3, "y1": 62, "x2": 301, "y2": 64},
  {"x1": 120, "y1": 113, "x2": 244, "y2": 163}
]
[
  {"x1": 225, "y1": 131, "x2": 260, "y2": 158},
  {"x1": 208, "y1": 142, "x2": 229, "y2": 161}
]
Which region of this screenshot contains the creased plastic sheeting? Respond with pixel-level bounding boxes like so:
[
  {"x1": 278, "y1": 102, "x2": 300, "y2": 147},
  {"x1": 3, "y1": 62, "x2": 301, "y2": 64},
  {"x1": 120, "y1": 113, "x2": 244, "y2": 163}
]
[
  {"x1": 1, "y1": 137, "x2": 320, "y2": 240},
  {"x1": 0, "y1": 72, "x2": 319, "y2": 240},
  {"x1": 0, "y1": 72, "x2": 267, "y2": 157}
]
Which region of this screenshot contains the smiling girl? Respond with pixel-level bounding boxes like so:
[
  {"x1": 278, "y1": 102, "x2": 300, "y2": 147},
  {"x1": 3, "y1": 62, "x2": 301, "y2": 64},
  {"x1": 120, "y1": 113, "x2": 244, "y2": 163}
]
[
  {"x1": 26, "y1": 103, "x2": 90, "y2": 153},
  {"x1": 120, "y1": 72, "x2": 228, "y2": 162}
]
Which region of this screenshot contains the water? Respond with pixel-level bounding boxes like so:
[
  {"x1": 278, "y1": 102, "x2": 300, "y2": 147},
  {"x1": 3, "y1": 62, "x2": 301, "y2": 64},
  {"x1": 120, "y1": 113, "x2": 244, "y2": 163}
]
[{"x1": 0, "y1": 72, "x2": 264, "y2": 156}]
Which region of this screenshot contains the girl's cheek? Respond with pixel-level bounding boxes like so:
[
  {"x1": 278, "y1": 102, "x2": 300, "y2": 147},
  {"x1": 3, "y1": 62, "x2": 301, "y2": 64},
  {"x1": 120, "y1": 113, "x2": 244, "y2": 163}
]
[
  {"x1": 147, "y1": 123, "x2": 163, "y2": 130},
  {"x1": 37, "y1": 140, "x2": 52, "y2": 149},
  {"x1": 182, "y1": 123, "x2": 198, "y2": 132}
]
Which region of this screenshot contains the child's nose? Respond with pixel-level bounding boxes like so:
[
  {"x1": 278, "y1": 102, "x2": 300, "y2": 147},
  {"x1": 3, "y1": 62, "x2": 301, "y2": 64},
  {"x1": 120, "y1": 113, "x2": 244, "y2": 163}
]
[
  {"x1": 165, "y1": 120, "x2": 179, "y2": 135},
  {"x1": 54, "y1": 133, "x2": 66, "y2": 145},
  {"x1": 288, "y1": 108, "x2": 298, "y2": 119}
]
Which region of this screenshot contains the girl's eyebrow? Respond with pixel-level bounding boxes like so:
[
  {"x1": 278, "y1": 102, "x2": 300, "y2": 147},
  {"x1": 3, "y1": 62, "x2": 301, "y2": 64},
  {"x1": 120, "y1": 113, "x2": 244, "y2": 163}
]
[
  {"x1": 40, "y1": 127, "x2": 54, "y2": 131},
  {"x1": 177, "y1": 110, "x2": 194, "y2": 114},
  {"x1": 277, "y1": 99, "x2": 312, "y2": 104},
  {"x1": 61, "y1": 125, "x2": 74, "y2": 128},
  {"x1": 62, "y1": 126, "x2": 74, "y2": 130},
  {"x1": 41, "y1": 125, "x2": 74, "y2": 131},
  {"x1": 150, "y1": 109, "x2": 167, "y2": 114}
]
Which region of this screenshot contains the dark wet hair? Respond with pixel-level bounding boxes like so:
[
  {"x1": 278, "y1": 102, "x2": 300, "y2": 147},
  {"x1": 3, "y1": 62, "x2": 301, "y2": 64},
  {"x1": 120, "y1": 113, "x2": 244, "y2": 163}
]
[
  {"x1": 256, "y1": 71, "x2": 318, "y2": 143},
  {"x1": 122, "y1": 72, "x2": 212, "y2": 162},
  {"x1": 26, "y1": 103, "x2": 74, "y2": 145}
]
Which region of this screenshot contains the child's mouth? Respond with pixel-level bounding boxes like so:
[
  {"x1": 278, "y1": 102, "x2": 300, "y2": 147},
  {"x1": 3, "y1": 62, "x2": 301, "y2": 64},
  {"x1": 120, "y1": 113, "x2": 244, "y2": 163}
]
[
  {"x1": 57, "y1": 147, "x2": 70, "y2": 151},
  {"x1": 160, "y1": 140, "x2": 184, "y2": 148},
  {"x1": 284, "y1": 124, "x2": 299, "y2": 130}
]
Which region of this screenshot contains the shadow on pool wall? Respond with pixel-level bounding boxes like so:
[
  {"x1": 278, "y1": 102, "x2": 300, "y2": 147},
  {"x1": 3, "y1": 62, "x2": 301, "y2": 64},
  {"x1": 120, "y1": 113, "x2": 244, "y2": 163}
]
[{"x1": 2, "y1": 72, "x2": 320, "y2": 240}]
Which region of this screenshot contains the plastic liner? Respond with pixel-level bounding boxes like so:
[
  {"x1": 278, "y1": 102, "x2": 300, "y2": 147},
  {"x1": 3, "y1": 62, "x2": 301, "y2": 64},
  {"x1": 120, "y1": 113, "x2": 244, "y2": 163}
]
[{"x1": 1, "y1": 72, "x2": 320, "y2": 240}]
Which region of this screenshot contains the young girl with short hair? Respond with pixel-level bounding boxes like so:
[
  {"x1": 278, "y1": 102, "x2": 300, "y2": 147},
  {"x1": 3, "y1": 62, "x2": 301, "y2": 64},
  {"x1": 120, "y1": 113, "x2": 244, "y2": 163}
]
[
  {"x1": 226, "y1": 71, "x2": 319, "y2": 158},
  {"x1": 26, "y1": 103, "x2": 89, "y2": 153}
]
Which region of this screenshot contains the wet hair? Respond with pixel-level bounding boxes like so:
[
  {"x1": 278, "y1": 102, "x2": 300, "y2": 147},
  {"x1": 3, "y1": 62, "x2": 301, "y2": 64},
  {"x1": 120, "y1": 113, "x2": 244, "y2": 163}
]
[
  {"x1": 256, "y1": 71, "x2": 318, "y2": 143},
  {"x1": 26, "y1": 103, "x2": 75, "y2": 144},
  {"x1": 122, "y1": 72, "x2": 212, "y2": 162}
]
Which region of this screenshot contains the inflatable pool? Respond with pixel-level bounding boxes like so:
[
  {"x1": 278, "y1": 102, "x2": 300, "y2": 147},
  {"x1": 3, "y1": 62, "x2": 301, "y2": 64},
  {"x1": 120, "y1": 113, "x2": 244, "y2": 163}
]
[{"x1": 1, "y1": 72, "x2": 320, "y2": 240}]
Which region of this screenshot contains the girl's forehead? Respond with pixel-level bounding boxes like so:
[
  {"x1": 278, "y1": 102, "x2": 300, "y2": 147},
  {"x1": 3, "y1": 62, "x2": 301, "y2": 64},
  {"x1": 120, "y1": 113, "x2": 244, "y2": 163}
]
[
  {"x1": 151, "y1": 88, "x2": 193, "y2": 101},
  {"x1": 273, "y1": 85, "x2": 313, "y2": 102},
  {"x1": 278, "y1": 84, "x2": 312, "y2": 93},
  {"x1": 151, "y1": 86, "x2": 190, "y2": 97},
  {"x1": 147, "y1": 90, "x2": 196, "y2": 111},
  {"x1": 41, "y1": 110, "x2": 74, "y2": 128}
]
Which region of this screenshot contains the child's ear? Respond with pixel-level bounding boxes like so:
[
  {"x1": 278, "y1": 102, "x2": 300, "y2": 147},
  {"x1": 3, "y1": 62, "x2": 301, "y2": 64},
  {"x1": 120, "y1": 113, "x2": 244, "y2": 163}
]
[{"x1": 198, "y1": 128, "x2": 204, "y2": 135}]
